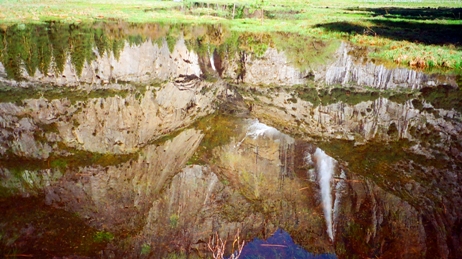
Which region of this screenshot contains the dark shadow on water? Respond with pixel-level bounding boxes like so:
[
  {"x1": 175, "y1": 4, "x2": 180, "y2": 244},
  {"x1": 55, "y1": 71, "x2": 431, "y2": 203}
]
[
  {"x1": 233, "y1": 229, "x2": 337, "y2": 259},
  {"x1": 346, "y1": 7, "x2": 462, "y2": 21},
  {"x1": 0, "y1": 196, "x2": 107, "y2": 258},
  {"x1": 316, "y1": 19, "x2": 462, "y2": 46}
]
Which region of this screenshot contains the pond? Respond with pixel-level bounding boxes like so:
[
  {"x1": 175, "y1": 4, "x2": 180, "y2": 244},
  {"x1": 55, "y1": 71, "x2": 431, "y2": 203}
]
[{"x1": 0, "y1": 22, "x2": 461, "y2": 259}]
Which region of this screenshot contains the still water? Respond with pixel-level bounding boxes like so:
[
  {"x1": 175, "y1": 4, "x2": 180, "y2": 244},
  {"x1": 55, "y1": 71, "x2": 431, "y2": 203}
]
[{"x1": 0, "y1": 22, "x2": 461, "y2": 259}]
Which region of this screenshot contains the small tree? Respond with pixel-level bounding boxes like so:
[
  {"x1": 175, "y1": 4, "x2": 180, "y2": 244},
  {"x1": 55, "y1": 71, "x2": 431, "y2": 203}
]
[{"x1": 208, "y1": 229, "x2": 245, "y2": 259}]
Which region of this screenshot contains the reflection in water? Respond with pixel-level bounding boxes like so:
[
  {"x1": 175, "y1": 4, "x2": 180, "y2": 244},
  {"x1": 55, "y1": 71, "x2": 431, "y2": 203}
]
[
  {"x1": 332, "y1": 170, "x2": 346, "y2": 242},
  {"x1": 0, "y1": 21, "x2": 461, "y2": 259},
  {"x1": 312, "y1": 148, "x2": 336, "y2": 241},
  {"x1": 246, "y1": 119, "x2": 283, "y2": 139},
  {"x1": 305, "y1": 149, "x2": 347, "y2": 244}
]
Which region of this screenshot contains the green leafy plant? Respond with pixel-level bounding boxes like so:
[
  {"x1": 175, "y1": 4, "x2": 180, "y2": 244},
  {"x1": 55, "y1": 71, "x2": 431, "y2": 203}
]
[
  {"x1": 93, "y1": 231, "x2": 114, "y2": 243},
  {"x1": 169, "y1": 214, "x2": 179, "y2": 228},
  {"x1": 141, "y1": 243, "x2": 151, "y2": 255}
]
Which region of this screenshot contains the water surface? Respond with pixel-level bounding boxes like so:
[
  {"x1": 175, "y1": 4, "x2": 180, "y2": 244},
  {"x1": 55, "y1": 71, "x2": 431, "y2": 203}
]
[{"x1": 0, "y1": 22, "x2": 461, "y2": 259}]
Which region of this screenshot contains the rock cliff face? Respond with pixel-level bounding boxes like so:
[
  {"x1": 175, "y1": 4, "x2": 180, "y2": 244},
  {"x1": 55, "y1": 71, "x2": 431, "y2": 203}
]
[
  {"x1": 0, "y1": 80, "x2": 227, "y2": 156},
  {"x1": 1, "y1": 25, "x2": 461, "y2": 259},
  {"x1": 334, "y1": 173, "x2": 427, "y2": 259},
  {"x1": 218, "y1": 42, "x2": 458, "y2": 89},
  {"x1": 134, "y1": 120, "x2": 334, "y2": 257},
  {"x1": 221, "y1": 48, "x2": 309, "y2": 86},
  {"x1": 0, "y1": 32, "x2": 234, "y2": 163},
  {"x1": 0, "y1": 28, "x2": 458, "y2": 91},
  {"x1": 44, "y1": 129, "x2": 204, "y2": 233},
  {"x1": 58, "y1": 80, "x2": 220, "y2": 153},
  {"x1": 246, "y1": 86, "x2": 461, "y2": 146},
  {"x1": 322, "y1": 43, "x2": 458, "y2": 90},
  {"x1": 303, "y1": 145, "x2": 427, "y2": 258},
  {"x1": 0, "y1": 36, "x2": 201, "y2": 88},
  {"x1": 245, "y1": 86, "x2": 462, "y2": 258}
]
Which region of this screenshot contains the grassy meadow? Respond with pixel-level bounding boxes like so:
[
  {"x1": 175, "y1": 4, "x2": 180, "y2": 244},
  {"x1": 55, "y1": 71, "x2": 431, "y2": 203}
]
[{"x1": 0, "y1": 0, "x2": 461, "y2": 72}]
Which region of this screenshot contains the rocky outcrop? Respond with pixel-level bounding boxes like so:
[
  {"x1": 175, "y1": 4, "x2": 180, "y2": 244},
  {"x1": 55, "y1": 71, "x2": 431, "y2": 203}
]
[
  {"x1": 246, "y1": 86, "x2": 461, "y2": 147},
  {"x1": 134, "y1": 120, "x2": 333, "y2": 257},
  {"x1": 248, "y1": 86, "x2": 462, "y2": 258},
  {"x1": 43, "y1": 129, "x2": 204, "y2": 232},
  {"x1": 59, "y1": 80, "x2": 220, "y2": 153},
  {"x1": 222, "y1": 48, "x2": 309, "y2": 86},
  {"x1": 0, "y1": 168, "x2": 63, "y2": 197},
  {"x1": 216, "y1": 41, "x2": 458, "y2": 89},
  {"x1": 0, "y1": 36, "x2": 201, "y2": 88},
  {"x1": 335, "y1": 173, "x2": 427, "y2": 258},
  {"x1": 303, "y1": 146, "x2": 427, "y2": 258},
  {"x1": 323, "y1": 42, "x2": 458, "y2": 89},
  {"x1": 1, "y1": 24, "x2": 461, "y2": 258},
  {"x1": 1, "y1": 32, "x2": 457, "y2": 91},
  {"x1": 0, "y1": 79, "x2": 227, "y2": 155}
]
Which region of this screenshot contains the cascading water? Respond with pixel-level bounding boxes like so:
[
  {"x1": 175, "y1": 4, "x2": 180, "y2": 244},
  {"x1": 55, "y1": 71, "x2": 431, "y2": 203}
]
[
  {"x1": 209, "y1": 47, "x2": 216, "y2": 71},
  {"x1": 312, "y1": 148, "x2": 336, "y2": 241},
  {"x1": 245, "y1": 120, "x2": 337, "y2": 241},
  {"x1": 235, "y1": 119, "x2": 284, "y2": 149},
  {"x1": 246, "y1": 119, "x2": 280, "y2": 139},
  {"x1": 333, "y1": 170, "x2": 346, "y2": 239}
]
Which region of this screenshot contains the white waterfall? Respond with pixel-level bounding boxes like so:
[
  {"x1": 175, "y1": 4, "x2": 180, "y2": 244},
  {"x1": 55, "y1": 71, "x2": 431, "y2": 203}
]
[
  {"x1": 246, "y1": 119, "x2": 280, "y2": 139},
  {"x1": 209, "y1": 48, "x2": 216, "y2": 71},
  {"x1": 245, "y1": 121, "x2": 339, "y2": 240},
  {"x1": 333, "y1": 170, "x2": 346, "y2": 239},
  {"x1": 312, "y1": 148, "x2": 336, "y2": 241},
  {"x1": 235, "y1": 119, "x2": 285, "y2": 150}
]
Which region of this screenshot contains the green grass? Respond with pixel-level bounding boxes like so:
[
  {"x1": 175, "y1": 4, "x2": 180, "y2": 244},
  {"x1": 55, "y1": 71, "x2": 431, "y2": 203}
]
[
  {"x1": 1, "y1": 0, "x2": 460, "y2": 25},
  {"x1": 0, "y1": 0, "x2": 461, "y2": 73}
]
